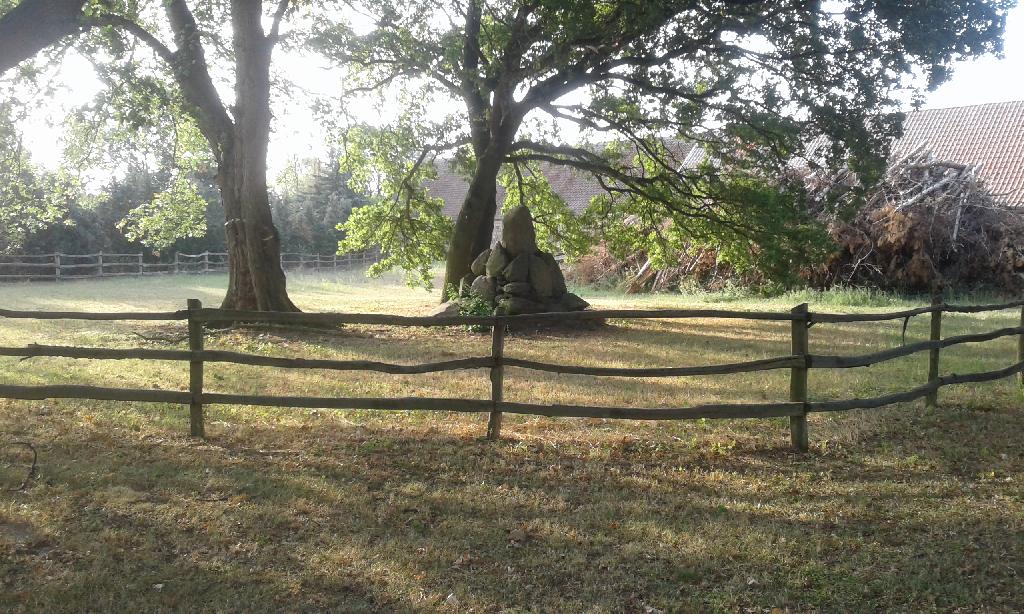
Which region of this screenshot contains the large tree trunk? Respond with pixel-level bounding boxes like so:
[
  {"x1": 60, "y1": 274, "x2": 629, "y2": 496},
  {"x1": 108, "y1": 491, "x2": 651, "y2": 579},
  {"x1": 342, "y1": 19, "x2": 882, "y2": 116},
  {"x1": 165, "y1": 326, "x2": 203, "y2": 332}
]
[
  {"x1": 218, "y1": 149, "x2": 296, "y2": 311},
  {"x1": 219, "y1": 0, "x2": 297, "y2": 312},
  {"x1": 443, "y1": 148, "x2": 503, "y2": 296},
  {"x1": 218, "y1": 159, "x2": 257, "y2": 310}
]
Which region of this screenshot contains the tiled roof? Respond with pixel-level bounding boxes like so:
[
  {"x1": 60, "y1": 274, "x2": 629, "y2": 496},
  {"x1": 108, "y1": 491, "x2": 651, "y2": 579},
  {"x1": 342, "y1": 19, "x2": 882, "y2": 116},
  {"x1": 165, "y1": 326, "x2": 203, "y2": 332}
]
[
  {"x1": 532, "y1": 162, "x2": 608, "y2": 214},
  {"x1": 426, "y1": 141, "x2": 699, "y2": 217},
  {"x1": 426, "y1": 161, "x2": 606, "y2": 218},
  {"x1": 425, "y1": 166, "x2": 506, "y2": 219},
  {"x1": 892, "y1": 100, "x2": 1024, "y2": 205},
  {"x1": 428, "y1": 102, "x2": 1024, "y2": 218}
]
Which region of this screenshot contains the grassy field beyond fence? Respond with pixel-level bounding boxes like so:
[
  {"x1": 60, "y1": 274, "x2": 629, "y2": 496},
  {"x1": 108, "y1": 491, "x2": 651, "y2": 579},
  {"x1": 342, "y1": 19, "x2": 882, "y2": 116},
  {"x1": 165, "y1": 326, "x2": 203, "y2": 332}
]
[{"x1": 1, "y1": 272, "x2": 1022, "y2": 612}]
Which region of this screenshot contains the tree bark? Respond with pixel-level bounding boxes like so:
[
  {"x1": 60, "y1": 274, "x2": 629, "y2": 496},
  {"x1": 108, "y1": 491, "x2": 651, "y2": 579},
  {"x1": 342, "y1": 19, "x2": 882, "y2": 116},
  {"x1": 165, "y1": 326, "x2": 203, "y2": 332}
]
[
  {"x1": 218, "y1": 159, "x2": 257, "y2": 310},
  {"x1": 221, "y1": 0, "x2": 297, "y2": 311},
  {"x1": 0, "y1": 0, "x2": 87, "y2": 74},
  {"x1": 443, "y1": 147, "x2": 503, "y2": 295},
  {"x1": 218, "y1": 143, "x2": 296, "y2": 311}
]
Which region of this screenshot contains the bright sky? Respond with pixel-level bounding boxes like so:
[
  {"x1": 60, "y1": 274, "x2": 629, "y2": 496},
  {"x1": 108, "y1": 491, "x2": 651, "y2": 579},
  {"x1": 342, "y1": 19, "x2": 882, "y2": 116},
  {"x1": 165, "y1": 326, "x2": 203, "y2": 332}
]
[{"x1": 13, "y1": 4, "x2": 1024, "y2": 180}]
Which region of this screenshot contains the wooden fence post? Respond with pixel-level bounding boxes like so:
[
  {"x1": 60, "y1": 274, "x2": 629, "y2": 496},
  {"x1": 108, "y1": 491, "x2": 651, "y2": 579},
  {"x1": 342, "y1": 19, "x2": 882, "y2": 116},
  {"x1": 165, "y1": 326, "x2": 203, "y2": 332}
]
[
  {"x1": 174, "y1": 253, "x2": 180, "y2": 274},
  {"x1": 137, "y1": 253, "x2": 144, "y2": 276},
  {"x1": 202, "y1": 251, "x2": 210, "y2": 274},
  {"x1": 790, "y1": 303, "x2": 809, "y2": 452},
  {"x1": 97, "y1": 251, "x2": 104, "y2": 277},
  {"x1": 54, "y1": 253, "x2": 61, "y2": 281},
  {"x1": 187, "y1": 299, "x2": 205, "y2": 437},
  {"x1": 487, "y1": 318, "x2": 506, "y2": 440},
  {"x1": 926, "y1": 290, "x2": 943, "y2": 408}
]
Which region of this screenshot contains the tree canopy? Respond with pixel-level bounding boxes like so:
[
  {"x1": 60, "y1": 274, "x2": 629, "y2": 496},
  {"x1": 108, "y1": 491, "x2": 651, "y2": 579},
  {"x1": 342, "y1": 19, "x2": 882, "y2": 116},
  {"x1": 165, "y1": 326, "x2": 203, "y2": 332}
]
[
  {"x1": 2, "y1": 0, "x2": 1014, "y2": 299},
  {"x1": 317, "y1": 0, "x2": 1013, "y2": 293},
  {"x1": 0, "y1": 103, "x2": 77, "y2": 252}
]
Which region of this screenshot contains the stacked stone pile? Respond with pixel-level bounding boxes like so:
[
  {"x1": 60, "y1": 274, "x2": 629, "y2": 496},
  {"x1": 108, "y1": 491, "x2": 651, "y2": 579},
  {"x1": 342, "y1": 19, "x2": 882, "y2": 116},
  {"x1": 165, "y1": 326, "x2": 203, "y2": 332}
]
[{"x1": 458, "y1": 206, "x2": 589, "y2": 315}]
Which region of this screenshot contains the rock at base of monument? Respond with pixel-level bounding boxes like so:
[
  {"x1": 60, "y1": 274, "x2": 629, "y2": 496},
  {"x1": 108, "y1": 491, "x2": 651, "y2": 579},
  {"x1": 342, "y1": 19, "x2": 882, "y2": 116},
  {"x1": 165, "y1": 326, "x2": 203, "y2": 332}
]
[
  {"x1": 429, "y1": 301, "x2": 461, "y2": 317},
  {"x1": 470, "y1": 275, "x2": 497, "y2": 302},
  {"x1": 485, "y1": 243, "x2": 510, "y2": 277},
  {"x1": 553, "y1": 292, "x2": 590, "y2": 312},
  {"x1": 539, "y1": 252, "x2": 567, "y2": 296},
  {"x1": 502, "y1": 282, "x2": 533, "y2": 297},
  {"x1": 470, "y1": 249, "x2": 491, "y2": 276},
  {"x1": 529, "y1": 254, "x2": 555, "y2": 297},
  {"x1": 501, "y1": 206, "x2": 538, "y2": 255},
  {"x1": 502, "y1": 253, "x2": 531, "y2": 282},
  {"x1": 495, "y1": 296, "x2": 545, "y2": 315}
]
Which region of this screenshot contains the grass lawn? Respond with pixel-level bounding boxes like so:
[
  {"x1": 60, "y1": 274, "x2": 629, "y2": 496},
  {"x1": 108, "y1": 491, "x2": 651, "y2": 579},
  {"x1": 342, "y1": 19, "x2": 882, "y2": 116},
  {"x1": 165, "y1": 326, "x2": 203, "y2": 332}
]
[{"x1": 1, "y1": 271, "x2": 1022, "y2": 612}]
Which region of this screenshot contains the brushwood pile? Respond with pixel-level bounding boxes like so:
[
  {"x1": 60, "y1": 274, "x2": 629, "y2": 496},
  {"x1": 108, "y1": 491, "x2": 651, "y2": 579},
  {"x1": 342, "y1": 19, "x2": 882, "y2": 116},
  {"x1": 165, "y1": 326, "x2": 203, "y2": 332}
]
[
  {"x1": 805, "y1": 145, "x2": 1024, "y2": 291},
  {"x1": 567, "y1": 146, "x2": 1024, "y2": 293}
]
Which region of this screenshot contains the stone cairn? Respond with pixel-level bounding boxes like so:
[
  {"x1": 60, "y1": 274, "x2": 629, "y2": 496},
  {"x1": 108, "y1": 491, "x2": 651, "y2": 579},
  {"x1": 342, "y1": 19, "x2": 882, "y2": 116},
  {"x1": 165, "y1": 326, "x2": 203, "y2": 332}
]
[{"x1": 457, "y1": 206, "x2": 589, "y2": 316}]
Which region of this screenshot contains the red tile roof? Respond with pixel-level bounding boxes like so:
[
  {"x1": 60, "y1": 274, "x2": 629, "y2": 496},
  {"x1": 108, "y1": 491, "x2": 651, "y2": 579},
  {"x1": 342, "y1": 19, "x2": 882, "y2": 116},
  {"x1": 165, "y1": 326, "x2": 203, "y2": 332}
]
[
  {"x1": 426, "y1": 161, "x2": 606, "y2": 218},
  {"x1": 426, "y1": 142, "x2": 699, "y2": 217},
  {"x1": 429, "y1": 101, "x2": 1024, "y2": 218},
  {"x1": 425, "y1": 167, "x2": 504, "y2": 219},
  {"x1": 893, "y1": 100, "x2": 1024, "y2": 205},
  {"x1": 532, "y1": 163, "x2": 608, "y2": 214}
]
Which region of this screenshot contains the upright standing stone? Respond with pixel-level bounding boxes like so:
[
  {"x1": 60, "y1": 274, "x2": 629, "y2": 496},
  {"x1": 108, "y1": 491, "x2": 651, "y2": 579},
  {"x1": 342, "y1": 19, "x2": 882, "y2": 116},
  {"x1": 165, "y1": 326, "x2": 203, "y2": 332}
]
[
  {"x1": 529, "y1": 254, "x2": 554, "y2": 296},
  {"x1": 436, "y1": 204, "x2": 589, "y2": 318},
  {"x1": 501, "y1": 206, "x2": 537, "y2": 255}
]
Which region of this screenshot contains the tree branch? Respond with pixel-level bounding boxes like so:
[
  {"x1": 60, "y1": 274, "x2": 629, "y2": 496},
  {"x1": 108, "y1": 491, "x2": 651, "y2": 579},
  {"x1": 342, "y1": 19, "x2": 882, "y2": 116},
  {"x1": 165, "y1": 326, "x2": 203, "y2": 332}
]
[
  {"x1": 268, "y1": 0, "x2": 291, "y2": 41},
  {"x1": 87, "y1": 14, "x2": 175, "y2": 65},
  {"x1": 0, "y1": 0, "x2": 87, "y2": 75},
  {"x1": 164, "y1": 0, "x2": 234, "y2": 154},
  {"x1": 461, "y1": 0, "x2": 489, "y2": 152}
]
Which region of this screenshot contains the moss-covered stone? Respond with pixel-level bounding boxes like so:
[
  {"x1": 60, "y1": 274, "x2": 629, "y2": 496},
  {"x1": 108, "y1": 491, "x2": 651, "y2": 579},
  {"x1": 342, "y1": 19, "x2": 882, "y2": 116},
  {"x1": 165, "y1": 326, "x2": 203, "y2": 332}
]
[{"x1": 485, "y1": 244, "x2": 510, "y2": 277}]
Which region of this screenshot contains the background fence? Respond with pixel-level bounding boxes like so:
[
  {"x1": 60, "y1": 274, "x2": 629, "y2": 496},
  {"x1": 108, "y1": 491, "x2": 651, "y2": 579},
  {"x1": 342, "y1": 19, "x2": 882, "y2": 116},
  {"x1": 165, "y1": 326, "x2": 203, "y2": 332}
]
[
  {"x1": 1, "y1": 296, "x2": 1022, "y2": 450},
  {"x1": 0, "y1": 250, "x2": 379, "y2": 282}
]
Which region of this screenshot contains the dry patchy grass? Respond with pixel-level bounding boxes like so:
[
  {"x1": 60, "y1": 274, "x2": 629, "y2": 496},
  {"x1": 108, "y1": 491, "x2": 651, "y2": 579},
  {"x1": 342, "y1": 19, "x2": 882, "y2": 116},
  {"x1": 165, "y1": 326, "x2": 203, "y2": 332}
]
[{"x1": 0, "y1": 272, "x2": 1022, "y2": 612}]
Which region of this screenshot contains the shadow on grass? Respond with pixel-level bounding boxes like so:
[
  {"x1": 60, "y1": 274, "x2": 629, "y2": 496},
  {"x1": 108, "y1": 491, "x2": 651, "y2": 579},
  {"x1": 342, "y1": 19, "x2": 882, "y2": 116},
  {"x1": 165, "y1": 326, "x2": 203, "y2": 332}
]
[{"x1": 2, "y1": 395, "x2": 1021, "y2": 612}]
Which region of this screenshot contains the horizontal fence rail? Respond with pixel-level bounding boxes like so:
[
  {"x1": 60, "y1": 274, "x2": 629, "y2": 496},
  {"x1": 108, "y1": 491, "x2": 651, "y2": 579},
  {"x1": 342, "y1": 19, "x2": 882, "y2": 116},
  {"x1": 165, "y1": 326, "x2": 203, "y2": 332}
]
[
  {"x1": 1, "y1": 295, "x2": 1022, "y2": 450},
  {"x1": 0, "y1": 250, "x2": 379, "y2": 282},
  {"x1": 191, "y1": 307, "x2": 810, "y2": 326}
]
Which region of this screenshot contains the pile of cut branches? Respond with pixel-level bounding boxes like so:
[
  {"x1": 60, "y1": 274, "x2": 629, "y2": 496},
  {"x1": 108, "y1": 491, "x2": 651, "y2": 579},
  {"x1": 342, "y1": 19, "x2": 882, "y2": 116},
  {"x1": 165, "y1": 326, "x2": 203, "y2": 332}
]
[
  {"x1": 565, "y1": 242, "x2": 751, "y2": 294},
  {"x1": 805, "y1": 144, "x2": 1024, "y2": 292},
  {"x1": 569, "y1": 145, "x2": 1024, "y2": 294}
]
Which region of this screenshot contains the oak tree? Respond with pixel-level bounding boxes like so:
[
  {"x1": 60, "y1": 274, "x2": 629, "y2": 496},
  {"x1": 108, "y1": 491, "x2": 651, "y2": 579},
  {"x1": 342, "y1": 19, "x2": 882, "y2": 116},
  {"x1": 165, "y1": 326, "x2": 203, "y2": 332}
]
[{"x1": 318, "y1": 0, "x2": 1012, "y2": 295}]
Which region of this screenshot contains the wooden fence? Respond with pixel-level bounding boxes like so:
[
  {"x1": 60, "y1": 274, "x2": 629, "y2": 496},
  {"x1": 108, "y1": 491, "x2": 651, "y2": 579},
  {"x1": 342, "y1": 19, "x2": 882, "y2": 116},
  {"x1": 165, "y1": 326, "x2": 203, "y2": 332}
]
[
  {"x1": 1, "y1": 297, "x2": 1022, "y2": 450},
  {"x1": 0, "y1": 250, "x2": 379, "y2": 282}
]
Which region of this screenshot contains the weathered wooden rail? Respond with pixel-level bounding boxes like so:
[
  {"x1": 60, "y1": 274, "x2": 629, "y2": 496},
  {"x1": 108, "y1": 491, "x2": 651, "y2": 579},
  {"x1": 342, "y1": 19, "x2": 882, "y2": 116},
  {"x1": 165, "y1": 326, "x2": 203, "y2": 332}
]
[
  {"x1": 1, "y1": 296, "x2": 1022, "y2": 450},
  {"x1": 0, "y1": 250, "x2": 378, "y2": 282}
]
